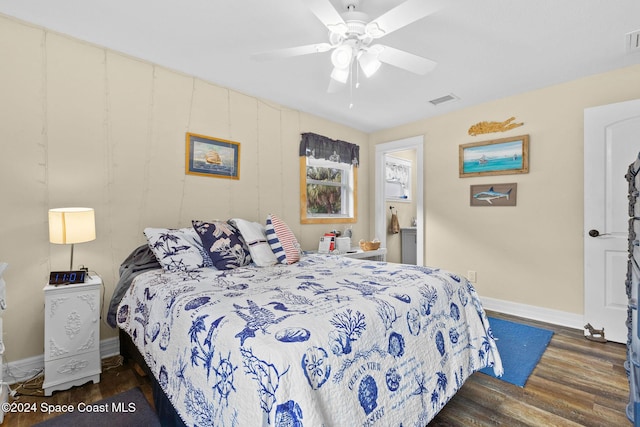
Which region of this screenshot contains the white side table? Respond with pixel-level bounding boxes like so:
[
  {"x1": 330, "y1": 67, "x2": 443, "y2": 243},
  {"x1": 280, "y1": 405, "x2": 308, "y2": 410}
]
[
  {"x1": 341, "y1": 247, "x2": 387, "y2": 262},
  {"x1": 43, "y1": 275, "x2": 102, "y2": 396}
]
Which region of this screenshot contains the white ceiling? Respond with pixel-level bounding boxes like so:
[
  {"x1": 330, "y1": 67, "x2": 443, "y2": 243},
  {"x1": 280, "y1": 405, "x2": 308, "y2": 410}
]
[{"x1": 2, "y1": 0, "x2": 639, "y2": 132}]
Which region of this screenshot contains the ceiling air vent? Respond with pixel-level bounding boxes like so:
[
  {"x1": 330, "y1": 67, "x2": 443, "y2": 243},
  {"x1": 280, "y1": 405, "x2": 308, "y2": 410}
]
[
  {"x1": 627, "y1": 30, "x2": 640, "y2": 54},
  {"x1": 428, "y1": 93, "x2": 459, "y2": 106}
]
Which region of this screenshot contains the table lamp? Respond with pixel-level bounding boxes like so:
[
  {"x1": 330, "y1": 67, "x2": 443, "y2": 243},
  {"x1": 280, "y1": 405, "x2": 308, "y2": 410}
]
[{"x1": 48, "y1": 207, "x2": 96, "y2": 270}]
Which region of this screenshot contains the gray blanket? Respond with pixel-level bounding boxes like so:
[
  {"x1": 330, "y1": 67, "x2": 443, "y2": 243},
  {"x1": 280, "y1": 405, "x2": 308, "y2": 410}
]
[{"x1": 106, "y1": 244, "x2": 160, "y2": 328}]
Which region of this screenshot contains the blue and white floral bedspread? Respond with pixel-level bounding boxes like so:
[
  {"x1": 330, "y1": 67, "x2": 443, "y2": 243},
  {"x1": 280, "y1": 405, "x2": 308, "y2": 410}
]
[{"x1": 117, "y1": 254, "x2": 502, "y2": 426}]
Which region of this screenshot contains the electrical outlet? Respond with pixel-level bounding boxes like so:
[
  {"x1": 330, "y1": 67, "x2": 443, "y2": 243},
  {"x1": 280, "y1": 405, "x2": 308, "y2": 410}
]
[
  {"x1": 627, "y1": 30, "x2": 640, "y2": 54},
  {"x1": 467, "y1": 270, "x2": 477, "y2": 283}
]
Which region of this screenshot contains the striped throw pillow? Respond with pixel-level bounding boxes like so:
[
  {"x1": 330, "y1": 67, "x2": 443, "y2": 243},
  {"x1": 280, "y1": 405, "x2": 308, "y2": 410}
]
[{"x1": 265, "y1": 214, "x2": 301, "y2": 264}]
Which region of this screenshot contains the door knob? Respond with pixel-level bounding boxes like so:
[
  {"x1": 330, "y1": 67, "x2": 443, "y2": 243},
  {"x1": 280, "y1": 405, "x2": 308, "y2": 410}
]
[{"x1": 588, "y1": 229, "x2": 610, "y2": 237}]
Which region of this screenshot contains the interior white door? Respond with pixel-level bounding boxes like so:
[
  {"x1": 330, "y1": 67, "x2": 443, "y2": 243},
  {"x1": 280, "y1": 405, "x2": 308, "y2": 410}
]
[{"x1": 584, "y1": 99, "x2": 640, "y2": 344}]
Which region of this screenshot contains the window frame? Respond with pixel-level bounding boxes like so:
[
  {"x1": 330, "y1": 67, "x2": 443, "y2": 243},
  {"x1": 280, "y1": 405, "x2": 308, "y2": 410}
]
[{"x1": 299, "y1": 156, "x2": 357, "y2": 224}]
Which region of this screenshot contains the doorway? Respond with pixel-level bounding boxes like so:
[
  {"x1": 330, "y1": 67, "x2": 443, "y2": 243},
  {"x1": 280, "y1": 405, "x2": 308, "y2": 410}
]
[
  {"x1": 584, "y1": 98, "x2": 640, "y2": 343},
  {"x1": 375, "y1": 136, "x2": 424, "y2": 265}
]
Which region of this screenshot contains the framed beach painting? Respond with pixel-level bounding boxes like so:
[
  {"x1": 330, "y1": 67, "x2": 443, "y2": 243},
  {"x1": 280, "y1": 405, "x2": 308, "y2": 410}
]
[
  {"x1": 459, "y1": 135, "x2": 529, "y2": 178},
  {"x1": 185, "y1": 132, "x2": 240, "y2": 180}
]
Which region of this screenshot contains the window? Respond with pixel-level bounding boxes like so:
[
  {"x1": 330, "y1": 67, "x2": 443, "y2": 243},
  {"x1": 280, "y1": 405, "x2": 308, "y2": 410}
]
[
  {"x1": 299, "y1": 133, "x2": 358, "y2": 224},
  {"x1": 385, "y1": 155, "x2": 412, "y2": 201}
]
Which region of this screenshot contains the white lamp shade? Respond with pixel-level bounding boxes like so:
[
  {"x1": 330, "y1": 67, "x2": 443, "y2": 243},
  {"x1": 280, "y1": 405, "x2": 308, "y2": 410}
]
[
  {"x1": 330, "y1": 67, "x2": 350, "y2": 84},
  {"x1": 358, "y1": 51, "x2": 382, "y2": 78},
  {"x1": 331, "y1": 45, "x2": 353, "y2": 69},
  {"x1": 48, "y1": 207, "x2": 96, "y2": 244}
]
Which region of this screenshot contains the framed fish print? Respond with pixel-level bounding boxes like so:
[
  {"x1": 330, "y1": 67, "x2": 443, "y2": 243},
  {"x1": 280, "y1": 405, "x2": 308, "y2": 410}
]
[
  {"x1": 470, "y1": 183, "x2": 517, "y2": 206},
  {"x1": 186, "y1": 132, "x2": 240, "y2": 180},
  {"x1": 459, "y1": 135, "x2": 529, "y2": 178}
]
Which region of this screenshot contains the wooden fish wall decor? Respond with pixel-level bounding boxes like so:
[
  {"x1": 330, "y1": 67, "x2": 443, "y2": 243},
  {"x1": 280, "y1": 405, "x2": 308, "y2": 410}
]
[{"x1": 468, "y1": 117, "x2": 524, "y2": 136}]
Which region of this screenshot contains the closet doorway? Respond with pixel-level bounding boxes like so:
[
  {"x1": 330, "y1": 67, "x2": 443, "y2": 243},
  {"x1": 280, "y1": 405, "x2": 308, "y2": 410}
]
[{"x1": 374, "y1": 136, "x2": 424, "y2": 265}]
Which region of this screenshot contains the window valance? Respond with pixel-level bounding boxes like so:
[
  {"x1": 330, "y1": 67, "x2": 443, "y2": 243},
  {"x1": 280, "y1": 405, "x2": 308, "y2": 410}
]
[{"x1": 299, "y1": 133, "x2": 359, "y2": 166}]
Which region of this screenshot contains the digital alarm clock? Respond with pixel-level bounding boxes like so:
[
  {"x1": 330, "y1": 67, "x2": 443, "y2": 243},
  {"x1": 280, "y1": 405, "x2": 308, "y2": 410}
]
[{"x1": 49, "y1": 270, "x2": 86, "y2": 285}]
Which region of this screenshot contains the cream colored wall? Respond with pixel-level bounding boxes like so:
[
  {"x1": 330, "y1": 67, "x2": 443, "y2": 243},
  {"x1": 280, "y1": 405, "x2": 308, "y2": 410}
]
[
  {"x1": 370, "y1": 64, "x2": 640, "y2": 316},
  {"x1": 2, "y1": 11, "x2": 639, "y2": 364},
  {"x1": 385, "y1": 150, "x2": 417, "y2": 263},
  {"x1": 0, "y1": 15, "x2": 369, "y2": 362}
]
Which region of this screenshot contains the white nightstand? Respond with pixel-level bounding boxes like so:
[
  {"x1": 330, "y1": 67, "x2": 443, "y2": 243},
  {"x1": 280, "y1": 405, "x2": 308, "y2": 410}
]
[
  {"x1": 307, "y1": 248, "x2": 388, "y2": 262},
  {"x1": 341, "y1": 247, "x2": 387, "y2": 262},
  {"x1": 43, "y1": 275, "x2": 102, "y2": 396}
]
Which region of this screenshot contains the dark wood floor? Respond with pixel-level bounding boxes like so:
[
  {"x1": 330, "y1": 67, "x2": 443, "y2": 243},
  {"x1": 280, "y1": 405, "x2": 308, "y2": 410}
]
[
  {"x1": 3, "y1": 356, "x2": 154, "y2": 426},
  {"x1": 3, "y1": 311, "x2": 631, "y2": 426},
  {"x1": 430, "y1": 311, "x2": 630, "y2": 426}
]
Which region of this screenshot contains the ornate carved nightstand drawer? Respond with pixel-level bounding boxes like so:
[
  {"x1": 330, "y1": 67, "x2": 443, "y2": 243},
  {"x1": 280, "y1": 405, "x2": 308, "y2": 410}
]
[{"x1": 42, "y1": 355, "x2": 101, "y2": 395}]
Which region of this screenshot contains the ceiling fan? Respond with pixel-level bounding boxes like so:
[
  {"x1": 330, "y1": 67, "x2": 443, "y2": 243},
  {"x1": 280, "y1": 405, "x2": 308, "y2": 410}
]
[{"x1": 252, "y1": 0, "x2": 444, "y2": 89}]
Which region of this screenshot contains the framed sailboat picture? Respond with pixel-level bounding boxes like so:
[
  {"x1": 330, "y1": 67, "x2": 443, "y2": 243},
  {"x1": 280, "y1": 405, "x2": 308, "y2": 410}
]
[
  {"x1": 459, "y1": 135, "x2": 529, "y2": 177},
  {"x1": 186, "y1": 132, "x2": 240, "y2": 179}
]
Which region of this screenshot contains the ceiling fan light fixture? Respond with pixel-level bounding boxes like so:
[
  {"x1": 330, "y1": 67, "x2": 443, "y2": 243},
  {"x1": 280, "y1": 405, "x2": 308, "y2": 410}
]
[
  {"x1": 330, "y1": 67, "x2": 350, "y2": 83},
  {"x1": 358, "y1": 51, "x2": 381, "y2": 78},
  {"x1": 331, "y1": 45, "x2": 353, "y2": 69}
]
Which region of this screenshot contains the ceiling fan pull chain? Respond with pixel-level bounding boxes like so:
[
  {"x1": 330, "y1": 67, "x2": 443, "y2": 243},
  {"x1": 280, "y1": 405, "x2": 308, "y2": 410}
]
[{"x1": 349, "y1": 60, "x2": 355, "y2": 109}]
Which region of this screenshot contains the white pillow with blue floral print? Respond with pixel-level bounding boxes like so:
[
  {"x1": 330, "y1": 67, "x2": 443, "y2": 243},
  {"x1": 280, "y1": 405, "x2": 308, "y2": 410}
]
[{"x1": 144, "y1": 227, "x2": 213, "y2": 272}]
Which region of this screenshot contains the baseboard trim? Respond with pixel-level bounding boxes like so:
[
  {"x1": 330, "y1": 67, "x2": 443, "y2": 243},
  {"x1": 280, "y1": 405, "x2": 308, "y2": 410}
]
[
  {"x1": 481, "y1": 296, "x2": 584, "y2": 330},
  {"x1": 3, "y1": 336, "x2": 120, "y2": 385}
]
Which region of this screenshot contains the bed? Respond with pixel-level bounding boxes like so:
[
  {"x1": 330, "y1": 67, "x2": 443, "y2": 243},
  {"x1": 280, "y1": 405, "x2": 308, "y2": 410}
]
[{"x1": 109, "y1": 218, "x2": 502, "y2": 426}]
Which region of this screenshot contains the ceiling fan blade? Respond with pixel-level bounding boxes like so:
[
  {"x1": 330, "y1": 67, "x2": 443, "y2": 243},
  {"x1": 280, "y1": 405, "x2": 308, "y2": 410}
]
[
  {"x1": 252, "y1": 43, "x2": 332, "y2": 61},
  {"x1": 366, "y1": 0, "x2": 447, "y2": 38},
  {"x1": 376, "y1": 45, "x2": 437, "y2": 75},
  {"x1": 303, "y1": 0, "x2": 347, "y2": 34}
]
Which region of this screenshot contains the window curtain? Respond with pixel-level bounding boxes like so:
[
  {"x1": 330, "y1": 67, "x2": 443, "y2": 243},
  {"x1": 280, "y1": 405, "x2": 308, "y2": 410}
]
[{"x1": 299, "y1": 133, "x2": 359, "y2": 166}]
